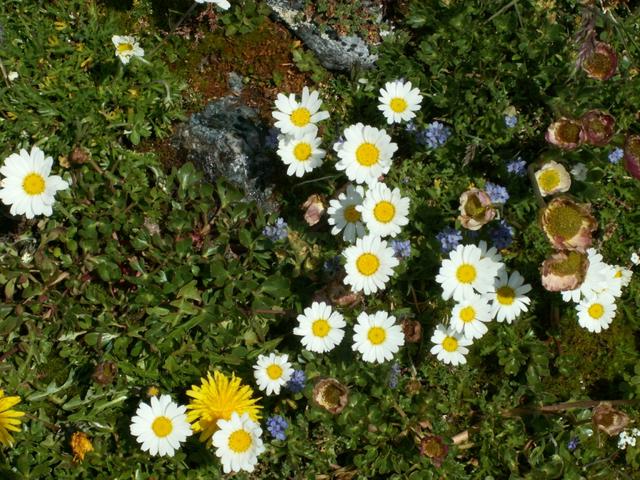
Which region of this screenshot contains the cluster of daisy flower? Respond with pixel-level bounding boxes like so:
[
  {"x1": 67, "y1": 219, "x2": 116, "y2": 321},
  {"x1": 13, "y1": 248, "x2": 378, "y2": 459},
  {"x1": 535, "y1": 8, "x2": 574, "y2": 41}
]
[
  {"x1": 431, "y1": 242, "x2": 532, "y2": 365},
  {"x1": 128, "y1": 370, "x2": 265, "y2": 473},
  {"x1": 557, "y1": 248, "x2": 632, "y2": 333}
]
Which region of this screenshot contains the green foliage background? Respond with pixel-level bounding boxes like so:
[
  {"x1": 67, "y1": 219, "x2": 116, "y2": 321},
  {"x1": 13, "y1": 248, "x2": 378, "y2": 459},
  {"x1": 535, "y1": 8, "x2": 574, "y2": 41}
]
[{"x1": 0, "y1": 0, "x2": 639, "y2": 478}]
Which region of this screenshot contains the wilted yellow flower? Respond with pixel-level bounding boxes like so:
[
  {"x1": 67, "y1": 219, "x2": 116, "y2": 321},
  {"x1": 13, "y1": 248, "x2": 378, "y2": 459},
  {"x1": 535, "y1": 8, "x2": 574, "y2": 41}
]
[
  {"x1": 70, "y1": 432, "x2": 93, "y2": 462},
  {"x1": 540, "y1": 196, "x2": 597, "y2": 252}
]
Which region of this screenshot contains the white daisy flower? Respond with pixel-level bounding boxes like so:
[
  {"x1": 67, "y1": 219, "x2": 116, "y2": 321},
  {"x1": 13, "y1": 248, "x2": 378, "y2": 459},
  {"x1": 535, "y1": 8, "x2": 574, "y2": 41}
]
[
  {"x1": 212, "y1": 412, "x2": 265, "y2": 474},
  {"x1": 595, "y1": 263, "x2": 624, "y2": 298},
  {"x1": 343, "y1": 234, "x2": 399, "y2": 295},
  {"x1": 561, "y1": 248, "x2": 609, "y2": 303},
  {"x1": 293, "y1": 301, "x2": 345, "y2": 353},
  {"x1": 195, "y1": 0, "x2": 231, "y2": 9},
  {"x1": 631, "y1": 252, "x2": 640, "y2": 266},
  {"x1": 358, "y1": 182, "x2": 410, "y2": 238},
  {"x1": 486, "y1": 270, "x2": 532, "y2": 323},
  {"x1": 327, "y1": 184, "x2": 367, "y2": 243},
  {"x1": 377, "y1": 80, "x2": 423, "y2": 125},
  {"x1": 451, "y1": 294, "x2": 492, "y2": 340},
  {"x1": 0, "y1": 146, "x2": 69, "y2": 219},
  {"x1": 129, "y1": 394, "x2": 192, "y2": 457},
  {"x1": 253, "y1": 353, "x2": 293, "y2": 396},
  {"x1": 430, "y1": 324, "x2": 472, "y2": 366},
  {"x1": 334, "y1": 123, "x2": 398, "y2": 186},
  {"x1": 435, "y1": 244, "x2": 501, "y2": 302},
  {"x1": 272, "y1": 86, "x2": 329, "y2": 137},
  {"x1": 352, "y1": 311, "x2": 405, "y2": 363},
  {"x1": 612, "y1": 265, "x2": 632, "y2": 288},
  {"x1": 576, "y1": 293, "x2": 617, "y2": 333},
  {"x1": 276, "y1": 132, "x2": 325, "y2": 177},
  {"x1": 112, "y1": 35, "x2": 144, "y2": 65}
]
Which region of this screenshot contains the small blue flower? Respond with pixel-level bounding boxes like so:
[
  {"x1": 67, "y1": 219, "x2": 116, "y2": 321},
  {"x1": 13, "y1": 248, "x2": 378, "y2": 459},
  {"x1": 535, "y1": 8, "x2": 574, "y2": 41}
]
[
  {"x1": 286, "y1": 369, "x2": 306, "y2": 393},
  {"x1": 390, "y1": 239, "x2": 411, "y2": 259},
  {"x1": 507, "y1": 157, "x2": 527, "y2": 176},
  {"x1": 567, "y1": 437, "x2": 579, "y2": 452},
  {"x1": 484, "y1": 182, "x2": 509, "y2": 204},
  {"x1": 266, "y1": 415, "x2": 288, "y2": 441},
  {"x1": 323, "y1": 256, "x2": 341, "y2": 275},
  {"x1": 263, "y1": 217, "x2": 288, "y2": 242},
  {"x1": 405, "y1": 121, "x2": 418, "y2": 133},
  {"x1": 608, "y1": 147, "x2": 624, "y2": 164},
  {"x1": 490, "y1": 220, "x2": 514, "y2": 250},
  {"x1": 417, "y1": 121, "x2": 452, "y2": 149},
  {"x1": 504, "y1": 115, "x2": 518, "y2": 128},
  {"x1": 436, "y1": 227, "x2": 462, "y2": 254}
]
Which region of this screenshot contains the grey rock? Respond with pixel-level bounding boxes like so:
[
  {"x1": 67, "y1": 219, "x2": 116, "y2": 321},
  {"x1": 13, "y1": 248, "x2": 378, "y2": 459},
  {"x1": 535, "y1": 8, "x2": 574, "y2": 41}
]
[
  {"x1": 173, "y1": 97, "x2": 277, "y2": 212},
  {"x1": 265, "y1": 0, "x2": 378, "y2": 72},
  {"x1": 227, "y1": 71, "x2": 244, "y2": 95}
]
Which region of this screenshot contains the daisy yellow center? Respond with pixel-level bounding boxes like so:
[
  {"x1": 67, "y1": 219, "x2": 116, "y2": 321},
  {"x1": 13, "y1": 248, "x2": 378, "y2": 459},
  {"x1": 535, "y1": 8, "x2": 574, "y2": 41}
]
[
  {"x1": 442, "y1": 336, "x2": 458, "y2": 352},
  {"x1": 538, "y1": 168, "x2": 560, "y2": 192},
  {"x1": 356, "y1": 253, "x2": 380, "y2": 276},
  {"x1": 151, "y1": 416, "x2": 173, "y2": 438},
  {"x1": 344, "y1": 205, "x2": 361, "y2": 223},
  {"x1": 355, "y1": 143, "x2": 380, "y2": 167},
  {"x1": 228, "y1": 429, "x2": 252, "y2": 453},
  {"x1": 266, "y1": 364, "x2": 283, "y2": 380},
  {"x1": 588, "y1": 303, "x2": 604, "y2": 319},
  {"x1": 390, "y1": 97, "x2": 408, "y2": 113},
  {"x1": 367, "y1": 326, "x2": 386, "y2": 345},
  {"x1": 293, "y1": 142, "x2": 312, "y2": 161},
  {"x1": 373, "y1": 201, "x2": 396, "y2": 223},
  {"x1": 312, "y1": 319, "x2": 331, "y2": 338},
  {"x1": 455, "y1": 264, "x2": 477, "y2": 284},
  {"x1": 614, "y1": 270, "x2": 622, "y2": 278},
  {"x1": 459, "y1": 306, "x2": 476, "y2": 323},
  {"x1": 290, "y1": 107, "x2": 311, "y2": 127},
  {"x1": 117, "y1": 43, "x2": 133, "y2": 54},
  {"x1": 22, "y1": 173, "x2": 46, "y2": 196},
  {"x1": 496, "y1": 286, "x2": 516, "y2": 306}
]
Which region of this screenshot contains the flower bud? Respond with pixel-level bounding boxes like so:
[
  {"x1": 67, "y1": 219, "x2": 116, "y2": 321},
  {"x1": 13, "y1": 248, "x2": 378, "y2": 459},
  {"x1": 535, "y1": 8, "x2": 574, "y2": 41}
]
[{"x1": 457, "y1": 188, "x2": 496, "y2": 231}]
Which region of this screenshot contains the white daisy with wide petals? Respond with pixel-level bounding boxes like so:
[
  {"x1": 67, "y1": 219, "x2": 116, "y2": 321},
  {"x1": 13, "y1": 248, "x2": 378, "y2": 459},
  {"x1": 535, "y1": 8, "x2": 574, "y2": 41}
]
[
  {"x1": 196, "y1": 0, "x2": 231, "y2": 9},
  {"x1": 451, "y1": 294, "x2": 492, "y2": 340},
  {"x1": 129, "y1": 394, "x2": 192, "y2": 457},
  {"x1": 112, "y1": 35, "x2": 145, "y2": 65},
  {"x1": 276, "y1": 132, "x2": 325, "y2": 177},
  {"x1": 477, "y1": 240, "x2": 506, "y2": 278},
  {"x1": 436, "y1": 244, "x2": 500, "y2": 302},
  {"x1": 352, "y1": 311, "x2": 405, "y2": 363},
  {"x1": 358, "y1": 182, "x2": 410, "y2": 238},
  {"x1": 486, "y1": 270, "x2": 532, "y2": 323},
  {"x1": 378, "y1": 80, "x2": 423, "y2": 124},
  {"x1": 576, "y1": 293, "x2": 617, "y2": 333},
  {"x1": 561, "y1": 248, "x2": 609, "y2": 303},
  {"x1": 0, "y1": 146, "x2": 69, "y2": 219},
  {"x1": 212, "y1": 412, "x2": 265, "y2": 474},
  {"x1": 334, "y1": 123, "x2": 398, "y2": 186},
  {"x1": 327, "y1": 184, "x2": 367, "y2": 243},
  {"x1": 253, "y1": 353, "x2": 293, "y2": 396},
  {"x1": 430, "y1": 324, "x2": 472, "y2": 366},
  {"x1": 343, "y1": 234, "x2": 399, "y2": 295},
  {"x1": 272, "y1": 86, "x2": 329, "y2": 136},
  {"x1": 293, "y1": 301, "x2": 345, "y2": 353}
]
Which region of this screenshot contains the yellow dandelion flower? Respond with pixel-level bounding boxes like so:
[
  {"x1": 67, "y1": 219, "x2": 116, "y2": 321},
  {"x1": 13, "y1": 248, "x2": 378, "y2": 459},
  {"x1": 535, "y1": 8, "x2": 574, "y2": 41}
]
[
  {"x1": 147, "y1": 386, "x2": 160, "y2": 397},
  {"x1": 70, "y1": 432, "x2": 93, "y2": 462},
  {"x1": 0, "y1": 389, "x2": 25, "y2": 447},
  {"x1": 186, "y1": 371, "x2": 261, "y2": 443}
]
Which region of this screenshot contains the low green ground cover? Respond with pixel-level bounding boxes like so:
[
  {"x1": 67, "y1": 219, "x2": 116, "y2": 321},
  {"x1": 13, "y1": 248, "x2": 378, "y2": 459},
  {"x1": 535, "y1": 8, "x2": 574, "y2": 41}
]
[{"x1": 1, "y1": 0, "x2": 639, "y2": 478}]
